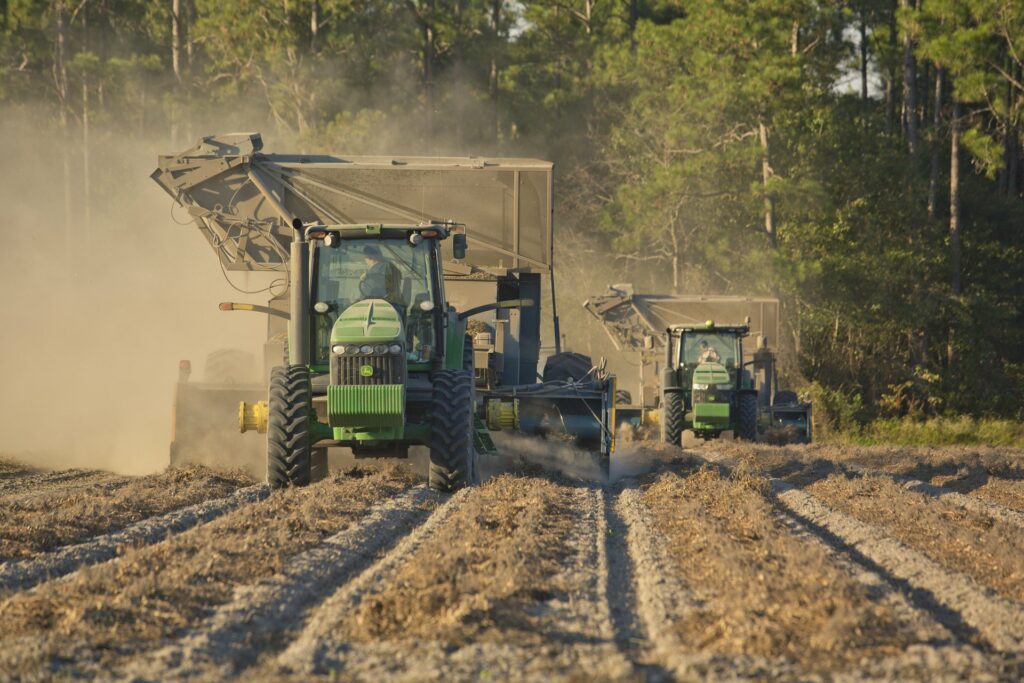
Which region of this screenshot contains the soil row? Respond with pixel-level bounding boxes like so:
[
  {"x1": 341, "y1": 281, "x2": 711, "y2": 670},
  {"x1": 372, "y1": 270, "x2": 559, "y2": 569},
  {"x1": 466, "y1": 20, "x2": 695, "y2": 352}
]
[
  {"x1": 0, "y1": 465, "x2": 253, "y2": 560},
  {"x1": 0, "y1": 467, "x2": 415, "y2": 681}
]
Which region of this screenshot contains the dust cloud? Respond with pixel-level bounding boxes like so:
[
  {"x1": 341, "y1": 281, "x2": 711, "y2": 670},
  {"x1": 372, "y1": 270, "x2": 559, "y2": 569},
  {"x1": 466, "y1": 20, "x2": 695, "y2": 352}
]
[
  {"x1": 485, "y1": 432, "x2": 686, "y2": 483},
  {"x1": 0, "y1": 112, "x2": 271, "y2": 474}
]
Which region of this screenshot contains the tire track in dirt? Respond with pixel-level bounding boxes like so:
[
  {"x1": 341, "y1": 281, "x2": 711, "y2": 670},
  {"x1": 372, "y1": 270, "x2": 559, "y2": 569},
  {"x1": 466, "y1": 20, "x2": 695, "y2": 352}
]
[
  {"x1": 0, "y1": 469, "x2": 415, "y2": 681},
  {"x1": 770, "y1": 478, "x2": 1024, "y2": 653},
  {"x1": 0, "y1": 459, "x2": 36, "y2": 480},
  {"x1": 116, "y1": 486, "x2": 443, "y2": 681},
  {"x1": 702, "y1": 447, "x2": 1024, "y2": 657},
  {"x1": 798, "y1": 472, "x2": 1024, "y2": 605},
  {"x1": 0, "y1": 484, "x2": 269, "y2": 595},
  {"x1": 0, "y1": 466, "x2": 254, "y2": 561},
  {"x1": 274, "y1": 486, "x2": 474, "y2": 676},
  {"x1": 642, "y1": 465, "x2": 932, "y2": 678},
  {"x1": 2, "y1": 473, "x2": 136, "y2": 507},
  {"x1": 0, "y1": 469, "x2": 104, "y2": 497},
  {"x1": 706, "y1": 447, "x2": 1024, "y2": 605},
  {"x1": 276, "y1": 476, "x2": 635, "y2": 681},
  {"x1": 844, "y1": 462, "x2": 1024, "y2": 530},
  {"x1": 613, "y1": 483, "x2": 737, "y2": 678}
]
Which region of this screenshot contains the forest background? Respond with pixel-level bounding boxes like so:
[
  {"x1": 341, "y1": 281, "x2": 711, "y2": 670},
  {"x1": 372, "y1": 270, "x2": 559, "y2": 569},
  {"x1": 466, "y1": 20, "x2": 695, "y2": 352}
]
[{"x1": 2, "y1": 0, "x2": 1023, "y2": 442}]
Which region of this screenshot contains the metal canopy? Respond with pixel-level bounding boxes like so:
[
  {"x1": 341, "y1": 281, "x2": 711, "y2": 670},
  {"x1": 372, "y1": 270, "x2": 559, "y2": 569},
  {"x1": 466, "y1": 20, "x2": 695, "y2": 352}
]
[
  {"x1": 583, "y1": 287, "x2": 781, "y2": 352},
  {"x1": 152, "y1": 133, "x2": 554, "y2": 272}
]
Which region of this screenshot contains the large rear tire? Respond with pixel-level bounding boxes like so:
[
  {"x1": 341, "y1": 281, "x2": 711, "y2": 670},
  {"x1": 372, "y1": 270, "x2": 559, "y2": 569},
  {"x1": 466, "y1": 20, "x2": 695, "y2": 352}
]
[
  {"x1": 267, "y1": 365, "x2": 312, "y2": 488},
  {"x1": 737, "y1": 392, "x2": 758, "y2": 441},
  {"x1": 428, "y1": 369, "x2": 478, "y2": 492},
  {"x1": 662, "y1": 391, "x2": 684, "y2": 446}
]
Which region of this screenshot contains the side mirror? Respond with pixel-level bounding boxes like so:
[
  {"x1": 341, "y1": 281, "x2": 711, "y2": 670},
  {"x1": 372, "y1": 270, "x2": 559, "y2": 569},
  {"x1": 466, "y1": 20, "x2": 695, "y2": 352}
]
[{"x1": 452, "y1": 233, "x2": 467, "y2": 260}]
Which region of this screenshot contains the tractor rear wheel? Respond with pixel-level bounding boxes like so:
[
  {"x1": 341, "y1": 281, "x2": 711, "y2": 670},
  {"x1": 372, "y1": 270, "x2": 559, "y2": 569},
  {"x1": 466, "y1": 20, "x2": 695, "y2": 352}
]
[
  {"x1": 662, "y1": 391, "x2": 684, "y2": 446},
  {"x1": 428, "y1": 369, "x2": 478, "y2": 492},
  {"x1": 737, "y1": 392, "x2": 758, "y2": 441},
  {"x1": 267, "y1": 365, "x2": 312, "y2": 488}
]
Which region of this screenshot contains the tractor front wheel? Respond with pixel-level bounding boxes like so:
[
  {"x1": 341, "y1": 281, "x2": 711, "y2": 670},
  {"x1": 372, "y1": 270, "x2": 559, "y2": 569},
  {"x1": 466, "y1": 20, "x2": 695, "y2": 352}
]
[
  {"x1": 428, "y1": 369, "x2": 478, "y2": 492},
  {"x1": 662, "y1": 391, "x2": 684, "y2": 446},
  {"x1": 737, "y1": 392, "x2": 758, "y2": 441},
  {"x1": 267, "y1": 365, "x2": 312, "y2": 488}
]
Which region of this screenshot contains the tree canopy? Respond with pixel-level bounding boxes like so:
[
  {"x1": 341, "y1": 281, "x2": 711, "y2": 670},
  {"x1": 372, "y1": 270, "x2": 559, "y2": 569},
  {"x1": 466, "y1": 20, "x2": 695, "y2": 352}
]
[{"x1": 2, "y1": 0, "x2": 1022, "y2": 423}]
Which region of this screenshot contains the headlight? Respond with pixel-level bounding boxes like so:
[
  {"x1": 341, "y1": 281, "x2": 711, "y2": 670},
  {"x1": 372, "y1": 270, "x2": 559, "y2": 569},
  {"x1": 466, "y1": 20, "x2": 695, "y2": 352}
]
[
  {"x1": 389, "y1": 344, "x2": 402, "y2": 354},
  {"x1": 373, "y1": 344, "x2": 388, "y2": 354},
  {"x1": 693, "y1": 383, "x2": 709, "y2": 390},
  {"x1": 346, "y1": 346, "x2": 359, "y2": 355},
  {"x1": 332, "y1": 344, "x2": 346, "y2": 355},
  {"x1": 359, "y1": 344, "x2": 372, "y2": 354},
  {"x1": 717, "y1": 383, "x2": 733, "y2": 390}
]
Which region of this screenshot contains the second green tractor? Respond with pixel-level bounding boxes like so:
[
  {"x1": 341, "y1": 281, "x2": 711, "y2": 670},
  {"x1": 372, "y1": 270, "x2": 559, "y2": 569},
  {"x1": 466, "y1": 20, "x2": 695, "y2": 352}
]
[{"x1": 660, "y1": 322, "x2": 759, "y2": 445}]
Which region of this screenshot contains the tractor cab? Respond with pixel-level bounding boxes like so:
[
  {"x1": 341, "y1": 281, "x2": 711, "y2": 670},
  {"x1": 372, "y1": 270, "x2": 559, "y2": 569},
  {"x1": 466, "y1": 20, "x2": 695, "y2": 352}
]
[
  {"x1": 309, "y1": 224, "x2": 454, "y2": 366},
  {"x1": 661, "y1": 321, "x2": 759, "y2": 443},
  {"x1": 677, "y1": 327, "x2": 745, "y2": 382}
]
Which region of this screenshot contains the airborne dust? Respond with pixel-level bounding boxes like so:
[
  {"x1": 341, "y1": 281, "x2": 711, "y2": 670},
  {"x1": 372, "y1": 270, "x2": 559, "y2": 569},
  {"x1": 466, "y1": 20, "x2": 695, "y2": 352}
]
[{"x1": 0, "y1": 113, "x2": 269, "y2": 474}]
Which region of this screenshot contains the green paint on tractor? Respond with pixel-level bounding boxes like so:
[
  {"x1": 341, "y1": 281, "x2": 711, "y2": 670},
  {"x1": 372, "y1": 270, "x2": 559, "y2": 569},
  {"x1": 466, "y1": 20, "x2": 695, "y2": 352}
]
[
  {"x1": 328, "y1": 384, "x2": 405, "y2": 428},
  {"x1": 694, "y1": 402, "x2": 730, "y2": 428},
  {"x1": 330, "y1": 299, "x2": 403, "y2": 343},
  {"x1": 693, "y1": 364, "x2": 730, "y2": 386}
]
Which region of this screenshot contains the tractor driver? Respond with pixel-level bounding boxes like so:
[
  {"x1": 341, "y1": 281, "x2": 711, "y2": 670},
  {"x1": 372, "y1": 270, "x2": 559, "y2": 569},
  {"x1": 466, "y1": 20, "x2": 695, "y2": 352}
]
[
  {"x1": 358, "y1": 244, "x2": 402, "y2": 304},
  {"x1": 697, "y1": 340, "x2": 721, "y2": 364}
]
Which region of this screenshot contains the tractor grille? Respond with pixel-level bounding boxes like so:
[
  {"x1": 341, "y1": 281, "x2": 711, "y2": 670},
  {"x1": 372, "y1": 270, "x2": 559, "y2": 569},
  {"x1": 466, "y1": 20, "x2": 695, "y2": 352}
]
[
  {"x1": 692, "y1": 388, "x2": 729, "y2": 404},
  {"x1": 331, "y1": 354, "x2": 406, "y2": 386}
]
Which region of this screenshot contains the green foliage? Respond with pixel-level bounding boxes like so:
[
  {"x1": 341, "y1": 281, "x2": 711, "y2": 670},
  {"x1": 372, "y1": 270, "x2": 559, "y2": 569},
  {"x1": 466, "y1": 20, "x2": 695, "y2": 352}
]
[{"x1": 829, "y1": 416, "x2": 1024, "y2": 448}]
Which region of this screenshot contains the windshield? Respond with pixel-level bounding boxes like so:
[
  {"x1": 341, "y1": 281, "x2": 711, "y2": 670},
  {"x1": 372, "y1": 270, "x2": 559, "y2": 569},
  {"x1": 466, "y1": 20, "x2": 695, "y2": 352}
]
[
  {"x1": 313, "y1": 239, "x2": 438, "y2": 363},
  {"x1": 680, "y1": 332, "x2": 741, "y2": 368}
]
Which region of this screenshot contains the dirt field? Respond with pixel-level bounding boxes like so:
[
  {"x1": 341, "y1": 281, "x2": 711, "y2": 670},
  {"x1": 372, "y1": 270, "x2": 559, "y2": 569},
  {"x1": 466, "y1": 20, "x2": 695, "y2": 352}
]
[{"x1": 1, "y1": 442, "x2": 1023, "y2": 682}]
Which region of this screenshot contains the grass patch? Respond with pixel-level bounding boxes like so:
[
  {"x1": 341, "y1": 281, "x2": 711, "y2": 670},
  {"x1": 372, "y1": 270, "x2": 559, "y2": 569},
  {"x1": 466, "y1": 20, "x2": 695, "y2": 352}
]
[{"x1": 828, "y1": 416, "x2": 1024, "y2": 448}]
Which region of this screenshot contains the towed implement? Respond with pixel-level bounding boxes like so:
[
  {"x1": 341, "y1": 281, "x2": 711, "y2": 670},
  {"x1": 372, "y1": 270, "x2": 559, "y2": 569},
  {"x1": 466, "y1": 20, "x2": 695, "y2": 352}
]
[
  {"x1": 584, "y1": 286, "x2": 811, "y2": 444},
  {"x1": 153, "y1": 133, "x2": 615, "y2": 488}
]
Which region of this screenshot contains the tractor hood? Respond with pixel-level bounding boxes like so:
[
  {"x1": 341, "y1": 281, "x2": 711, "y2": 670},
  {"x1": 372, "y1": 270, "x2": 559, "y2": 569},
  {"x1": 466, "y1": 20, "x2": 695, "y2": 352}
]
[
  {"x1": 330, "y1": 299, "x2": 404, "y2": 344},
  {"x1": 692, "y1": 363, "x2": 731, "y2": 388}
]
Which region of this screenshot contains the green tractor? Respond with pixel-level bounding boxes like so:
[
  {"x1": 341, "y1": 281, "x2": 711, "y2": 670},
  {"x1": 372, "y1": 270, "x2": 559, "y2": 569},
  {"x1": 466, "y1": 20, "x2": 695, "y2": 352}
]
[
  {"x1": 660, "y1": 321, "x2": 759, "y2": 445},
  {"x1": 242, "y1": 219, "x2": 484, "y2": 491}
]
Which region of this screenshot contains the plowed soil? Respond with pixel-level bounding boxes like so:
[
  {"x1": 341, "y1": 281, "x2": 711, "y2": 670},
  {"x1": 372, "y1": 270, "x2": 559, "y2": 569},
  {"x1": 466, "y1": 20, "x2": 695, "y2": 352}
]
[
  {"x1": 0, "y1": 465, "x2": 252, "y2": 560},
  {"x1": 0, "y1": 443, "x2": 1022, "y2": 681},
  {"x1": 643, "y1": 465, "x2": 915, "y2": 671}
]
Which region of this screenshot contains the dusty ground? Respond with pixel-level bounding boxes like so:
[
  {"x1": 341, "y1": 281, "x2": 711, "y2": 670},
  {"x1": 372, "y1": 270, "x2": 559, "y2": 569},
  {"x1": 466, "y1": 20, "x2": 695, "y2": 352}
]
[{"x1": 0, "y1": 442, "x2": 1023, "y2": 681}]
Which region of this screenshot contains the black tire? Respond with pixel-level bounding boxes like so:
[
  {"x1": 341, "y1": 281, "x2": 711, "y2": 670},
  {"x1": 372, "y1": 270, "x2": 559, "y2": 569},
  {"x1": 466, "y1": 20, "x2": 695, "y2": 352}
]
[
  {"x1": 737, "y1": 392, "x2": 758, "y2": 441},
  {"x1": 543, "y1": 352, "x2": 594, "y2": 384},
  {"x1": 428, "y1": 369, "x2": 478, "y2": 492},
  {"x1": 662, "y1": 391, "x2": 684, "y2": 446},
  {"x1": 267, "y1": 365, "x2": 312, "y2": 488}
]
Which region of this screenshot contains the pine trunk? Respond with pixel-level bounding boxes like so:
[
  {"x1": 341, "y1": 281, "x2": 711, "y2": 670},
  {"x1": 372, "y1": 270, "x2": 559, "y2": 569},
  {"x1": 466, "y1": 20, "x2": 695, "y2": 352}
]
[
  {"x1": 949, "y1": 99, "x2": 962, "y2": 297},
  {"x1": 928, "y1": 66, "x2": 943, "y2": 218},
  {"x1": 900, "y1": 0, "x2": 918, "y2": 155},
  {"x1": 54, "y1": 0, "x2": 72, "y2": 263},
  {"x1": 759, "y1": 120, "x2": 776, "y2": 248}
]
